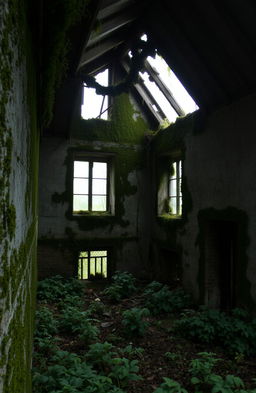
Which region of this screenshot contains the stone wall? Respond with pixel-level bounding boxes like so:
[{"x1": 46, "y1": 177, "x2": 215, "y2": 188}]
[
  {"x1": 152, "y1": 93, "x2": 256, "y2": 311},
  {"x1": 38, "y1": 94, "x2": 151, "y2": 279},
  {"x1": 0, "y1": 2, "x2": 39, "y2": 391}
]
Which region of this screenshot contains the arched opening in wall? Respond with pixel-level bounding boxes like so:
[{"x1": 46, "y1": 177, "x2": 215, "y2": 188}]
[
  {"x1": 204, "y1": 220, "x2": 237, "y2": 310},
  {"x1": 78, "y1": 250, "x2": 108, "y2": 280}
]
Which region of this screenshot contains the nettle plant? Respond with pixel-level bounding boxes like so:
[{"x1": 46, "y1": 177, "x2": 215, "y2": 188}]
[
  {"x1": 145, "y1": 285, "x2": 192, "y2": 315},
  {"x1": 174, "y1": 307, "x2": 256, "y2": 355},
  {"x1": 85, "y1": 342, "x2": 142, "y2": 388},
  {"x1": 33, "y1": 350, "x2": 126, "y2": 393},
  {"x1": 37, "y1": 275, "x2": 84, "y2": 303},
  {"x1": 103, "y1": 271, "x2": 136, "y2": 302},
  {"x1": 121, "y1": 307, "x2": 150, "y2": 337},
  {"x1": 153, "y1": 353, "x2": 256, "y2": 393},
  {"x1": 189, "y1": 352, "x2": 256, "y2": 393},
  {"x1": 143, "y1": 280, "x2": 165, "y2": 296},
  {"x1": 58, "y1": 305, "x2": 99, "y2": 344},
  {"x1": 35, "y1": 306, "x2": 58, "y2": 339}
]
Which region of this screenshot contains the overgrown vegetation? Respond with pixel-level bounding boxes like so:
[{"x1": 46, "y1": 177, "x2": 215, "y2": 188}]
[
  {"x1": 103, "y1": 271, "x2": 136, "y2": 302},
  {"x1": 122, "y1": 308, "x2": 150, "y2": 337},
  {"x1": 174, "y1": 307, "x2": 256, "y2": 355},
  {"x1": 144, "y1": 285, "x2": 192, "y2": 315},
  {"x1": 33, "y1": 274, "x2": 256, "y2": 393}
]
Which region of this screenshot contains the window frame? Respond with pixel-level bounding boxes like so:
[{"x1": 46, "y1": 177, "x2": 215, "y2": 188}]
[
  {"x1": 78, "y1": 249, "x2": 108, "y2": 280},
  {"x1": 157, "y1": 153, "x2": 183, "y2": 218},
  {"x1": 72, "y1": 153, "x2": 115, "y2": 215},
  {"x1": 168, "y1": 160, "x2": 182, "y2": 216}
]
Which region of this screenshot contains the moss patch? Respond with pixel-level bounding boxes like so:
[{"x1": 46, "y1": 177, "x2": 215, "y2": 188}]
[
  {"x1": 0, "y1": 1, "x2": 39, "y2": 392},
  {"x1": 71, "y1": 93, "x2": 149, "y2": 144}
]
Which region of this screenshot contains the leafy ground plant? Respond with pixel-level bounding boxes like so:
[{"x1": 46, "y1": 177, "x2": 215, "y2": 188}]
[
  {"x1": 37, "y1": 275, "x2": 84, "y2": 303},
  {"x1": 33, "y1": 350, "x2": 126, "y2": 393},
  {"x1": 35, "y1": 307, "x2": 58, "y2": 338},
  {"x1": 103, "y1": 271, "x2": 136, "y2": 302},
  {"x1": 189, "y1": 352, "x2": 256, "y2": 393},
  {"x1": 153, "y1": 377, "x2": 188, "y2": 393},
  {"x1": 152, "y1": 353, "x2": 256, "y2": 393},
  {"x1": 122, "y1": 307, "x2": 150, "y2": 337},
  {"x1": 86, "y1": 342, "x2": 118, "y2": 371},
  {"x1": 174, "y1": 308, "x2": 256, "y2": 355},
  {"x1": 33, "y1": 276, "x2": 256, "y2": 393},
  {"x1": 58, "y1": 304, "x2": 99, "y2": 344},
  {"x1": 145, "y1": 286, "x2": 192, "y2": 315}
]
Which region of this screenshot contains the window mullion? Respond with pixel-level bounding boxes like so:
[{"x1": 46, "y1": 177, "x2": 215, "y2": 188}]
[
  {"x1": 88, "y1": 251, "x2": 90, "y2": 278},
  {"x1": 89, "y1": 161, "x2": 93, "y2": 211},
  {"x1": 177, "y1": 163, "x2": 180, "y2": 215}
]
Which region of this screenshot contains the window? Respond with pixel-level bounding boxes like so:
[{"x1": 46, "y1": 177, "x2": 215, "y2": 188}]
[
  {"x1": 78, "y1": 250, "x2": 108, "y2": 280},
  {"x1": 73, "y1": 159, "x2": 109, "y2": 213},
  {"x1": 81, "y1": 68, "x2": 109, "y2": 120},
  {"x1": 169, "y1": 160, "x2": 182, "y2": 216}
]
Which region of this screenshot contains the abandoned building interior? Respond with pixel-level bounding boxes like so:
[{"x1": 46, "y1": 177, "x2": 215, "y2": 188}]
[{"x1": 1, "y1": 0, "x2": 256, "y2": 390}]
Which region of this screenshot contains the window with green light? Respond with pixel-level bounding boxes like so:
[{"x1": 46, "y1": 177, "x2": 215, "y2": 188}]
[{"x1": 78, "y1": 250, "x2": 108, "y2": 280}]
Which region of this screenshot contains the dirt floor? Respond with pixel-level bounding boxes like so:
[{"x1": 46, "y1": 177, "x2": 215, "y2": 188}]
[{"x1": 34, "y1": 280, "x2": 256, "y2": 393}]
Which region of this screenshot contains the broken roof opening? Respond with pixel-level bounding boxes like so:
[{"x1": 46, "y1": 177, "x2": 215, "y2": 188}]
[
  {"x1": 128, "y1": 34, "x2": 199, "y2": 124},
  {"x1": 81, "y1": 68, "x2": 109, "y2": 120},
  {"x1": 80, "y1": 33, "x2": 198, "y2": 125}
]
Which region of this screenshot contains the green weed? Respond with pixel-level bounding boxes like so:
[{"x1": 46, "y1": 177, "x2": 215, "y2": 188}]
[
  {"x1": 33, "y1": 350, "x2": 125, "y2": 393},
  {"x1": 103, "y1": 271, "x2": 136, "y2": 302},
  {"x1": 164, "y1": 352, "x2": 182, "y2": 362},
  {"x1": 37, "y1": 275, "x2": 84, "y2": 303},
  {"x1": 145, "y1": 287, "x2": 192, "y2": 315},
  {"x1": 153, "y1": 377, "x2": 188, "y2": 393},
  {"x1": 121, "y1": 307, "x2": 150, "y2": 337},
  {"x1": 35, "y1": 307, "x2": 58, "y2": 338},
  {"x1": 174, "y1": 308, "x2": 256, "y2": 355},
  {"x1": 143, "y1": 280, "x2": 164, "y2": 296},
  {"x1": 153, "y1": 353, "x2": 256, "y2": 393},
  {"x1": 121, "y1": 344, "x2": 144, "y2": 358},
  {"x1": 58, "y1": 305, "x2": 99, "y2": 344}
]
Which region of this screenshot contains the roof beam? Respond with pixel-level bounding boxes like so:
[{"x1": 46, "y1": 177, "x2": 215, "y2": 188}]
[
  {"x1": 144, "y1": 60, "x2": 185, "y2": 116},
  {"x1": 121, "y1": 60, "x2": 165, "y2": 122},
  {"x1": 78, "y1": 22, "x2": 135, "y2": 70},
  {"x1": 88, "y1": 9, "x2": 137, "y2": 47},
  {"x1": 98, "y1": 0, "x2": 135, "y2": 20},
  {"x1": 79, "y1": 36, "x2": 125, "y2": 68}
]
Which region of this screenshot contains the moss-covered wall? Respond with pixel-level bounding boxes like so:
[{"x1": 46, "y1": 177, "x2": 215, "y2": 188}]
[
  {"x1": 38, "y1": 93, "x2": 151, "y2": 278},
  {"x1": 0, "y1": 1, "x2": 39, "y2": 391},
  {"x1": 152, "y1": 94, "x2": 256, "y2": 311}
]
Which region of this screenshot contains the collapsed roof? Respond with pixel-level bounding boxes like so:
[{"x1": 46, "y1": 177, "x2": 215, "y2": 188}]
[{"x1": 47, "y1": 0, "x2": 256, "y2": 134}]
